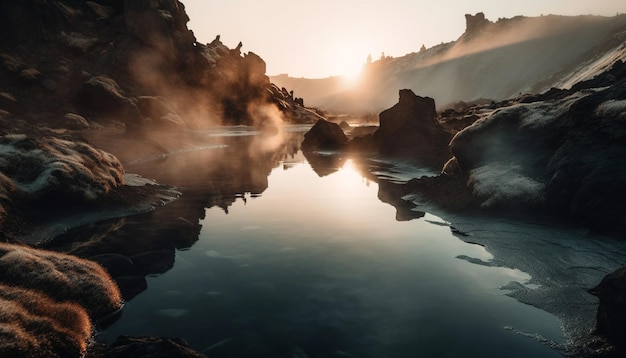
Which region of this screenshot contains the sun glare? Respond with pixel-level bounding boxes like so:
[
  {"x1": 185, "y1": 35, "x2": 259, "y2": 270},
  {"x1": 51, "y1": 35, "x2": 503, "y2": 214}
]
[
  {"x1": 331, "y1": 159, "x2": 372, "y2": 197},
  {"x1": 329, "y1": 42, "x2": 366, "y2": 86}
]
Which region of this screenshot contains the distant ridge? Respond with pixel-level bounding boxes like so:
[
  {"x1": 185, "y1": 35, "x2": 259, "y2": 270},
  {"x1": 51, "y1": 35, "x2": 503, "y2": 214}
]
[{"x1": 272, "y1": 13, "x2": 626, "y2": 113}]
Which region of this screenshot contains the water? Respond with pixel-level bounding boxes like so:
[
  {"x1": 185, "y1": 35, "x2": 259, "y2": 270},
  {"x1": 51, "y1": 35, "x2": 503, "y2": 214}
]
[{"x1": 94, "y1": 128, "x2": 567, "y2": 357}]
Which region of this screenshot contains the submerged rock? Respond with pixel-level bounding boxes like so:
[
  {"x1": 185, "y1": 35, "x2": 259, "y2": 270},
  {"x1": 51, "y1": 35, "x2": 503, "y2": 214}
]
[
  {"x1": 301, "y1": 119, "x2": 348, "y2": 151},
  {"x1": 373, "y1": 89, "x2": 451, "y2": 168}
]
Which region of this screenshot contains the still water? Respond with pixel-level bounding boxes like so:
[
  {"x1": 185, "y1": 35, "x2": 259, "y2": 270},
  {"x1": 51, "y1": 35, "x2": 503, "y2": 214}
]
[{"x1": 97, "y1": 128, "x2": 565, "y2": 357}]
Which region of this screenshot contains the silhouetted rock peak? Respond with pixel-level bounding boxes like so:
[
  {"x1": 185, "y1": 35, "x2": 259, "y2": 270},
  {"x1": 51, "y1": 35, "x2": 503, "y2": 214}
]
[
  {"x1": 464, "y1": 12, "x2": 491, "y2": 35},
  {"x1": 373, "y1": 89, "x2": 450, "y2": 167}
]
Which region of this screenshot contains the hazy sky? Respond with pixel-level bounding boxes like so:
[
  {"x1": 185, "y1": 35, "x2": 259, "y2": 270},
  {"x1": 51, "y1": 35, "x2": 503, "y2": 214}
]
[{"x1": 183, "y1": 0, "x2": 624, "y2": 78}]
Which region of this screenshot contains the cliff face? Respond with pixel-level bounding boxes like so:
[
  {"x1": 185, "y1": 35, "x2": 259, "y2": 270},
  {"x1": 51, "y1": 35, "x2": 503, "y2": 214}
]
[{"x1": 0, "y1": 0, "x2": 314, "y2": 132}]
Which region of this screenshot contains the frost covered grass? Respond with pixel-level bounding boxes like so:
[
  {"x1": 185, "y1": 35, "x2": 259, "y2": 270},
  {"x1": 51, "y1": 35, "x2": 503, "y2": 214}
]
[
  {"x1": 0, "y1": 134, "x2": 124, "y2": 201},
  {"x1": 0, "y1": 242, "x2": 122, "y2": 318},
  {"x1": 468, "y1": 164, "x2": 545, "y2": 208},
  {"x1": 0, "y1": 242, "x2": 122, "y2": 356},
  {"x1": 0, "y1": 284, "x2": 91, "y2": 358}
]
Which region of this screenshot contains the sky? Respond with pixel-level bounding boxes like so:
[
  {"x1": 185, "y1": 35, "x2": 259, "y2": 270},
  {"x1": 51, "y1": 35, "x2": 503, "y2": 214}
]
[{"x1": 183, "y1": 0, "x2": 625, "y2": 78}]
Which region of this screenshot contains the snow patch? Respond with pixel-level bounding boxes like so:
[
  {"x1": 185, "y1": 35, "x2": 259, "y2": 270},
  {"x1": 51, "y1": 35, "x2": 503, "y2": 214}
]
[{"x1": 468, "y1": 164, "x2": 545, "y2": 207}]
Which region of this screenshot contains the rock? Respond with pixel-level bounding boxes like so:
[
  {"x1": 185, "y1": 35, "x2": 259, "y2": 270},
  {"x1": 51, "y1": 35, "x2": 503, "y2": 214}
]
[
  {"x1": 301, "y1": 119, "x2": 348, "y2": 151},
  {"x1": 463, "y1": 12, "x2": 491, "y2": 38},
  {"x1": 243, "y1": 51, "x2": 269, "y2": 87},
  {"x1": 0, "y1": 134, "x2": 124, "y2": 201},
  {"x1": 62, "y1": 113, "x2": 90, "y2": 129},
  {"x1": 589, "y1": 267, "x2": 626, "y2": 351},
  {"x1": 60, "y1": 31, "x2": 99, "y2": 53},
  {"x1": 0, "y1": 0, "x2": 67, "y2": 45},
  {"x1": 136, "y1": 96, "x2": 185, "y2": 129},
  {"x1": 76, "y1": 76, "x2": 143, "y2": 133},
  {"x1": 339, "y1": 120, "x2": 350, "y2": 130},
  {"x1": 42, "y1": 78, "x2": 58, "y2": 91},
  {"x1": 85, "y1": 1, "x2": 114, "y2": 20},
  {"x1": 0, "y1": 92, "x2": 18, "y2": 112},
  {"x1": 19, "y1": 67, "x2": 41, "y2": 82},
  {"x1": 77, "y1": 76, "x2": 131, "y2": 114},
  {"x1": 136, "y1": 96, "x2": 176, "y2": 120},
  {"x1": 156, "y1": 113, "x2": 185, "y2": 129},
  {"x1": 449, "y1": 76, "x2": 626, "y2": 231},
  {"x1": 373, "y1": 89, "x2": 451, "y2": 168}
]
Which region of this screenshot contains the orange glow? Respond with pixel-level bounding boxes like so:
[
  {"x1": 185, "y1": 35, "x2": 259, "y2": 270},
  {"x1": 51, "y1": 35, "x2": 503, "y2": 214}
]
[
  {"x1": 329, "y1": 42, "x2": 366, "y2": 86},
  {"x1": 327, "y1": 159, "x2": 372, "y2": 199}
]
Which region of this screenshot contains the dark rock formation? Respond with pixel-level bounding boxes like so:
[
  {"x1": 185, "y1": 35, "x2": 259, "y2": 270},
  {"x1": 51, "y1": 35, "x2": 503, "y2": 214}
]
[
  {"x1": 0, "y1": 134, "x2": 124, "y2": 203},
  {"x1": 589, "y1": 267, "x2": 626, "y2": 352},
  {"x1": 0, "y1": 0, "x2": 312, "y2": 133},
  {"x1": 463, "y1": 12, "x2": 492, "y2": 39},
  {"x1": 448, "y1": 74, "x2": 626, "y2": 231},
  {"x1": 302, "y1": 119, "x2": 348, "y2": 151},
  {"x1": 77, "y1": 76, "x2": 143, "y2": 134},
  {"x1": 373, "y1": 89, "x2": 451, "y2": 168}
]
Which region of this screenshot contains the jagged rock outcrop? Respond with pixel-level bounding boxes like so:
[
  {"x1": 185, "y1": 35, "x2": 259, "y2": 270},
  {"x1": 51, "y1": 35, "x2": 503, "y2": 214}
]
[
  {"x1": 0, "y1": 0, "x2": 311, "y2": 132},
  {"x1": 373, "y1": 89, "x2": 451, "y2": 168},
  {"x1": 462, "y1": 12, "x2": 491, "y2": 40},
  {"x1": 0, "y1": 134, "x2": 124, "y2": 202},
  {"x1": 301, "y1": 119, "x2": 348, "y2": 151}
]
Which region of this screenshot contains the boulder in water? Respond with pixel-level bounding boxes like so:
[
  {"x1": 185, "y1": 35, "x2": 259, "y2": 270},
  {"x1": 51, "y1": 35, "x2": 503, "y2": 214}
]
[
  {"x1": 302, "y1": 119, "x2": 348, "y2": 151},
  {"x1": 373, "y1": 89, "x2": 451, "y2": 168}
]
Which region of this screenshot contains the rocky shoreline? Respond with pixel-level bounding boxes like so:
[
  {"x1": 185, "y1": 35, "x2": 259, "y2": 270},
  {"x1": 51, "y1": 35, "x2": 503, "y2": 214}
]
[{"x1": 1, "y1": 0, "x2": 625, "y2": 357}]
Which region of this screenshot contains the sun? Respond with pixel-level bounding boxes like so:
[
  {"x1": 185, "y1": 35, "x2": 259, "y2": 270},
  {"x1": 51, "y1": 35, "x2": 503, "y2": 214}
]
[{"x1": 329, "y1": 42, "x2": 366, "y2": 86}]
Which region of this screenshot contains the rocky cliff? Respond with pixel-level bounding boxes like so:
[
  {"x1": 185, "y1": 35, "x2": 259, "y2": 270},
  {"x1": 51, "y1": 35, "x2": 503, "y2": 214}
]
[{"x1": 0, "y1": 0, "x2": 317, "y2": 133}]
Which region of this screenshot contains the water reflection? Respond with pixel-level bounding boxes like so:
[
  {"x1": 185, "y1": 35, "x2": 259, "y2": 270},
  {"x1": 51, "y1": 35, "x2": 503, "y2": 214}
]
[
  {"x1": 44, "y1": 127, "x2": 564, "y2": 357},
  {"x1": 96, "y1": 155, "x2": 563, "y2": 357}
]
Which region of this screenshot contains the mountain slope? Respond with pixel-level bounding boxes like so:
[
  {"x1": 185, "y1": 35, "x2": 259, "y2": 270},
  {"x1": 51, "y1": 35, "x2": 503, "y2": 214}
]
[{"x1": 272, "y1": 13, "x2": 626, "y2": 113}]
